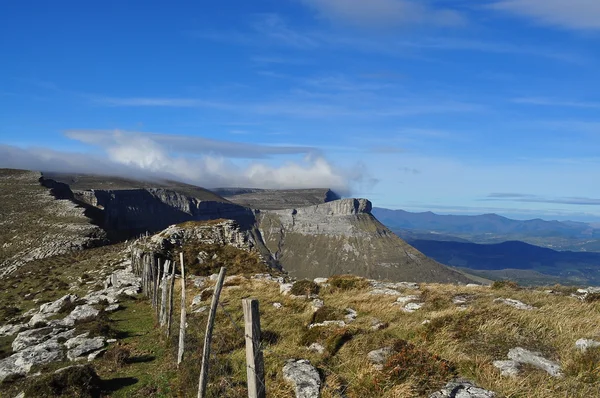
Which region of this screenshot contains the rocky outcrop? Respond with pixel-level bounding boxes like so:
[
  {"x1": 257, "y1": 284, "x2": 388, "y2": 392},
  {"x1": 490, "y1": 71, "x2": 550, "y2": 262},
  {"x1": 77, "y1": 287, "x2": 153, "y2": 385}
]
[
  {"x1": 283, "y1": 359, "x2": 321, "y2": 398},
  {"x1": 213, "y1": 188, "x2": 340, "y2": 210},
  {"x1": 429, "y1": 380, "x2": 496, "y2": 398},
  {"x1": 257, "y1": 199, "x2": 472, "y2": 283},
  {"x1": 74, "y1": 188, "x2": 256, "y2": 234}
]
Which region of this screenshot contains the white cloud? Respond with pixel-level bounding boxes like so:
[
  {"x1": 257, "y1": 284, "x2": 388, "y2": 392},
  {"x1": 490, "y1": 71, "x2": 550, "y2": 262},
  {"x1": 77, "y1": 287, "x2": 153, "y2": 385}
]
[
  {"x1": 300, "y1": 0, "x2": 464, "y2": 28},
  {"x1": 0, "y1": 131, "x2": 368, "y2": 195},
  {"x1": 491, "y1": 0, "x2": 600, "y2": 30}
]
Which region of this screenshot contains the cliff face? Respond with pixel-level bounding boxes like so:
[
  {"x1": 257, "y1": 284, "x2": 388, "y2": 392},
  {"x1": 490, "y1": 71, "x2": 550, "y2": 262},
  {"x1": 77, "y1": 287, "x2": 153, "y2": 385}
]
[
  {"x1": 257, "y1": 198, "x2": 472, "y2": 283},
  {"x1": 72, "y1": 188, "x2": 256, "y2": 235}
]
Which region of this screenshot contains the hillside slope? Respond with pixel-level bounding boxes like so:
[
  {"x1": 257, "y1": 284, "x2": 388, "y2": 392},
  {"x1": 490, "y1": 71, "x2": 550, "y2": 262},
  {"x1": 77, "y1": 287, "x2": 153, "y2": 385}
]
[
  {"x1": 257, "y1": 199, "x2": 472, "y2": 283},
  {"x1": 0, "y1": 169, "x2": 106, "y2": 277}
]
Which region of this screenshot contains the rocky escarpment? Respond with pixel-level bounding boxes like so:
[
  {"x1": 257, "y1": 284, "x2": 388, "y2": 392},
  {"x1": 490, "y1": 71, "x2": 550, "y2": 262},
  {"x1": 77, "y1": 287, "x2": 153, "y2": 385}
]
[
  {"x1": 213, "y1": 187, "x2": 340, "y2": 210},
  {"x1": 257, "y1": 198, "x2": 472, "y2": 283},
  {"x1": 0, "y1": 169, "x2": 106, "y2": 277},
  {"x1": 72, "y1": 188, "x2": 256, "y2": 236}
]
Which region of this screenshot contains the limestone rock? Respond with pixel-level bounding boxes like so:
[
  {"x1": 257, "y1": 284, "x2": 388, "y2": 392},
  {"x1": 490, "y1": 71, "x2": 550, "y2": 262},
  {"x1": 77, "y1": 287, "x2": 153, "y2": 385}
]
[
  {"x1": 104, "y1": 304, "x2": 120, "y2": 312},
  {"x1": 280, "y1": 283, "x2": 293, "y2": 295},
  {"x1": 367, "y1": 346, "x2": 393, "y2": 370},
  {"x1": 345, "y1": 308, "x2": 357, "y2": 322},
  {"x1": 429, "y1": 380, "x2": 496, "y2": 398},
  {"x1": 311, "y1": 299, "x2": 324, "y2": 312},
  {"x1": 283, "y1": 359, "x2": 321, "y2": 398},
  {"x1": 308, "y1": 320, "x2": 346, "y2": 329},
  {"x1": 369, "y1": 288, "x2": 401, "y2": 296},
  {"x1": 493, "y1": 360, "x2": 521, "y2": 377},
  {"x1": 0, "y1": 324, "x2": 26, "y2": 337},
  {"x1": 494, "y1": 298, "x2": 534, "y2": 310},
  {"x1": 28, "y1": 313, "x2": 49, "y2": 327},
  {"x1": 61, "y1": 305, "x2": 100, "y2": 326},
  {"x1": 193, "y1": 306, "x2": 208, "y2": 314},
  {"x1": 575, "y1": 338, "x2": 600, "y2": 352},
  {"x1": 308, "y1": 343, "x2": 325, "y2": 354},
  {"x1": 313, "y1": 278, "x2": 328, "y2": 285},
  {"x1": 0, "y1": 341, "x2": 64, "y2": 382},
  {"x1": 507, "y1": 347, "x2": 562, "y2": 377},
  {"x1": 66, "y1": 335, "x2": 105, "y2": 361},
  {"x1": 395, "y1": 295, "x2": 420, "y2": 304},
  {"x1": 191, "y1": 295, "x2": 203, "y2": 307},
  {"x1": 39, "y1": 294, "x2": 78, "y2": 314},
  {"x1": 371, "y1": 319, "x2": 387, "y2": 330},
  {"x1": 402, "y1": 302, "x2": 424, "y2": 313},
  {"x1": 12, "y1": 327, "x2": 54, "y2": 351},
  {"x1": 273, "y1": 302, "x2": 283, "y2": 309}
]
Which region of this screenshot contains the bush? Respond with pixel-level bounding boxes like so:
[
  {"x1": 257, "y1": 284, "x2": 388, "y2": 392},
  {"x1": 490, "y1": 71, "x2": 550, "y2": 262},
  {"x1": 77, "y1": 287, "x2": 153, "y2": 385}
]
[
  {"x1": 23, "y1": 364, "x2": 102, "y2": 397},
  {"x1": 311, "y1": 306, "x2": 345, "y2": 324},
  {"x1": 104, "y1": 346, "x2": 131, "y2": 367},
  {"x1": 492, "y1": 280, "x2": 519, "y2": 290},
  {"x1": 290, "y1": 280, "x2": 320, "y2": 296},
  {"x1": 76, "y1": 312, "x2": 118, "y2": 338},
  {"x1": 328, "y1": 275, "x2": 369, "y2": 291},
  {"x1": 376, "y1": 340, "x2": 456, "y2": 394}
]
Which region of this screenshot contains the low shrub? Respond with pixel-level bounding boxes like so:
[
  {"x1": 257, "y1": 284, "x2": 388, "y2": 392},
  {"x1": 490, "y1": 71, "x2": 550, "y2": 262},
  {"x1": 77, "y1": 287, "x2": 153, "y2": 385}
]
[
  {"x1": 23, "y1": 364, "x2": 102, "y2": 397},
  {"x1": 328, "y1": 275, "x2": 369, "y2": 291},
  {"x1": 584, "y1": 293, "x2": 600, "y2": 303},
  {"x1": 492, "y1": 280, "x2": 519, "y2": 290},
  {"x1": 104, "y1": 346, "x2": 131, "y2": 367},
  {"x1": 76, "y1": 312, "x2": 118, "y2": 338},
  {"x1": 311, "y1": 306, "x2": 345, "y2": 325},
  {"x1": 290, "y1": 280, "x2": 320, "y2": 296}
]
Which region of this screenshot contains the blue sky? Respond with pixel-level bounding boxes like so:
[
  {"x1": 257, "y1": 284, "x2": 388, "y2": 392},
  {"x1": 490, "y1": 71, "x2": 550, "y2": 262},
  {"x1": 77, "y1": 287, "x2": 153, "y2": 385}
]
[{"x1": 1, "y1": 0, "x2": 600, "y2": 221}]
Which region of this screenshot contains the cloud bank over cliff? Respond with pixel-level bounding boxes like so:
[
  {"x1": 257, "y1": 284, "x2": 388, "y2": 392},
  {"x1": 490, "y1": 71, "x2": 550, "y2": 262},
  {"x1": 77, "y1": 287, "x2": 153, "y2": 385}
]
[{"x1": 0, "y1": 130, "x2": 368, "y2": 195}]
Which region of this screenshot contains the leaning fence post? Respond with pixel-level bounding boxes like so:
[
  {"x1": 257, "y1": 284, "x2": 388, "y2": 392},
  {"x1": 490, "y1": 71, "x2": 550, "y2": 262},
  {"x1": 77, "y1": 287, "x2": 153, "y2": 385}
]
[
  {"x1": 177, "y1": 252, "x2": 187, "y2": 367},
  {"x1": 197, "y1": 266, "x2": 227, "y2": 398},
  {"x1": 167, "y1": 258, "x2": 176, "y2": 339},
  {"x1": 242, "y1": 299, "x2": 266, "y2": 398}
]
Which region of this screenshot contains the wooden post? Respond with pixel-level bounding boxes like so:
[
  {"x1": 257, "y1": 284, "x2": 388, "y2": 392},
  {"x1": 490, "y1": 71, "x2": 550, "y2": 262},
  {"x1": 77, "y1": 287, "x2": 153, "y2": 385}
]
[
  {"x1": 160, "y1": 260, "x2": 170, "y2": 326},
  {"x1": 167, "y1": 259, "x2": 176, "y2": 339},
  {"x1": 155, "y1": 258, "x2": 162, "y2": 318},
  {"x1": 197, "y1": 267, "x2": 227, "y2": 398},
  {"x1": 177, "y1": 252, "x2": 187, "y2": 367},
  {"x1": 242, "y1": 299, "x2": 266, "y2": 398}
]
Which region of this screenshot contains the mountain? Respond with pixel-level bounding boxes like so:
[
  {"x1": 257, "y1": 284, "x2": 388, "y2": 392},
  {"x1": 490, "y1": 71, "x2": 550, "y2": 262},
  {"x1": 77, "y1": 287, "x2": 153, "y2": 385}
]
[
  {"x1": 373, "y1": 207, "x2": 600, "y2": 251},
  {"x1": 213, "y1": 187, "x2": 339, "y2": 210},
  {"x1": 0, "y1": 169, "x2": 471, "y2": 284},
  {"x1": 407, "y1": 239, "x2": 600, "y2": 286}
]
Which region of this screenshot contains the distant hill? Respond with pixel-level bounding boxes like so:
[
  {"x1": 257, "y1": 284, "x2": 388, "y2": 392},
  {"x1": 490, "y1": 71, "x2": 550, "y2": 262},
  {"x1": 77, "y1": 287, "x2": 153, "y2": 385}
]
[
  {"x1": 407, "y1": 239, "x2": 600, "y2": 286},
  {"x1": 373, "y1": 207, "x2": 600, "y2": 251}
]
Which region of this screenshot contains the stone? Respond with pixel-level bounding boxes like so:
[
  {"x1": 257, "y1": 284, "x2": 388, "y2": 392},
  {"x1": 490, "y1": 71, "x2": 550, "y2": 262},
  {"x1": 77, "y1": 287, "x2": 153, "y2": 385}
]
[
  {"x1": 308, "y1": 320, "x2": 346, "y2": 329},
  {"x1": 193, "y1": 276, "x2": 207, "y2": 288},
  {"x1": 273, "y1": 302, "x2": 283, "y2": 309},
  {"x1": 280, "y1": 283, "x2": 294, "y2": 295},
  {"x1": 371, "y1": 319, "x2": 387, "y2": 330},
  {"x1": 193, "y1": 306, "x2": 208, "y2": 314},
  {"x1": 395, "y1": 295, "x2": 420, "y2": 304},
  {"x1": 369, "y1": 288, "x2": 401, "y2": 296},
  {"x1": 429, "y1": 380, "x2": 496, "y2": 398},
  {"x1": 493, "y1": 360, "x2": 521, "y2": 377},
  {"x1": 39, "y1": 294, "x2": 78, "y2": 314},
  {"x1": 283, "y1": 359, "x2": 321, "y2": 398},
  {"x1": 345, "y1": 308, "x2": 357, "y2": 322},
  {"x1": 507, "y1": 347, "x2": 562, "y2": 377},
  {"x1": 311, "y1": 299, "x2": 324, "y2": 311},
  {"x1": 61, "y1": 305, "x2": 100, "y2": 326},
  {"x1": 88, "y1": 348, "x2": 106, "y2": 362},
  {"x1": 66, "y1": 335, "x2": 105, "y2": 361},
  {"x1": 452, "y1": 295, "x2": 473, "y2": 305},
  {"x1": 0, "y1": 341, "x2": 64, "y2": 382},
  {"x1": 308, "y1": 343, "x2": 325, "y2": 354},
  {"x1": 494, "y1": 298, "x2": 534, "y2": 310},
  {"x1": 313, "y1": 278, "x2": 328, "y2": 285},
  {"x1": 0, "y1": 324, "x2": 26, "y2": 337},
  {"x1": 367, "y1": 347, "x2": 393, "y2": 370},
  {"x1": 191, "y1": 295, "x2": 203, "y2": 307},
  {"x1": 575, "y1": 338, "x2": 600, "y2": 352},
  {"x1": 12, "y1": 327, "x2": 54, "y2": 351},
  {"x1": 106, "y1": 339, "x2": 117, "y2": 343},
  {"x1": 209, "y1": 273, "x2": 219, "y2": 281},
  {"x1": 28, "y1": 313, "x2": 49, "y2": 327},
  {"x1": 402, "y1": 302, "x2": 424, "y2": 313},
  {"x1": 422, "y1": 320, "x2": 431, "y2": 325},
  {"x1": 104, "y1": 304, "x2": 120, "y2": 312},
  {"x1": 252, "y1": 274, "x2": 285, "y2": 284}
]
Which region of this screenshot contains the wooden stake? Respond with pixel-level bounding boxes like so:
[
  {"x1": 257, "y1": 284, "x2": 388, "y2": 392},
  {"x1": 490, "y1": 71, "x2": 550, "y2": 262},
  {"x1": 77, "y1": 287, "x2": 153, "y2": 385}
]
[
  {"x1": 177, "y1": 252, "x2": 187, "y2": 367},
  {"x1": 198, "y1": 267, "x2": 227, "y2": 398},
  {"x1": 242, "y1": 299, "x2": 266, "y2": 398},
  {"x1": 167, "y1": 258, "x2": 176, "y2": 339},
  {"x1": 160, "y1": 260, "x2": 170, "y2": 326}
]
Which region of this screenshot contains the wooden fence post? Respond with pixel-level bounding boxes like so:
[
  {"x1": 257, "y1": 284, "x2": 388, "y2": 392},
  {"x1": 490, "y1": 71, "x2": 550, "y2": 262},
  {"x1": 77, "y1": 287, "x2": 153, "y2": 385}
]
[
  {"x1": 177, "y1": 252, "x2": 187, "y2": 367},
  {"x1": 160, "y1": 260, "x2": 170, "y2": 326},
  {"x1": 242, "y1": 299, "x2": 266, "y2": 398},
  {"x1": 197, "y1": 267, "x2": 227, "y2": 398},
  {"x1": 167, "y1": 259, "x2": 176, "y2": 339}
]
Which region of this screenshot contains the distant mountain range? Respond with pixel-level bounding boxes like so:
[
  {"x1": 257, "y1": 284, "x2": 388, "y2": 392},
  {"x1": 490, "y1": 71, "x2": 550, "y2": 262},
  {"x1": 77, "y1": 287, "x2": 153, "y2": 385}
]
[{"x1": 372, "y1": 208, "x2": 600, "y2": 252}]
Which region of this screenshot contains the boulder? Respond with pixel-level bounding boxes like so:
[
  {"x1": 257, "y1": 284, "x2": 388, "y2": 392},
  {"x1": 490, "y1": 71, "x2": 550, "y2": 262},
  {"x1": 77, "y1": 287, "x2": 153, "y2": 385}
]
[
  {"x1": 307, "y1": 343, "x2": 325, "y2": 354},
  {"x1": 0, "y1": 341, "x2": 64, "y2": 382},
  {"x1": 429, "y1": 380, "x2": 496, "y2": 397},
  {"x1": 493, "y1": 298, "x2": 534, "y2": 311},
  {"x1": 39, "y1": 294, "x2": 78, "y2": 314},
  {"x1": 283, "y1": 359, "x2": 321, "y2": 398},
  {"x1": 61, "y1": 305, "x2": 100, "y2": 326},
  {"x1": 311, "y1": 299, "x2": 324, "y2": 312},
  {"x1": 273, "y1": 302, "x2": 283, "y2": 309},
  {"x1": 395, "y1": 295, "x2": 420, "y2": 304},
  {"x1": 345, "y1": 308, "x2": 357, "y2": 323},
  {"x1": 308, "y1": 320, "x2": 346, "y2": 329},
  {"x1": 12, "y1": 327, "x2": 54, "y2": 351},
  {"x1": 367, "y1": 346, "x2": 393, "y2": 370},
  {"x1": 65, "y1": 334, "x2": 105, "y2": 361},
  {"x1": 493, "y1": 360, "x2": 520, "y2": 377},
  {"x1": 28, "y1": 313, "x2": 49, "y2": 327},
  {"x1": 575, "y1": 338, "x2": 600, "y2": 352},
  {"x1": 0, "y1": 324, "x2": 26, "y2": 337},
  {"x1": 507, "y1": 347, "x2": 562, "y2": 377},
  {"x1": 402, "y1": 302, "x2": 424, "y2": 313},
  {"x1": 280, "y1": 283, "x2": 294, "y2": 295},
  {"x1": 104, "y1": 304, "x2": 120, "y2": 313}
]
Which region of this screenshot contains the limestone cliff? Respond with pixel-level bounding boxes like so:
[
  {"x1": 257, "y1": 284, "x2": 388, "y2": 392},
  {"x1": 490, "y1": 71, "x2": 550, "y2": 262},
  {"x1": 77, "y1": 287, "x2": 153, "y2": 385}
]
[
  {"x1": 257, "y1": 198, "x2": 472, "y2": 283},
  {"x1": 213, "y1": 187, "x2": 340, "y2": 210}
]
